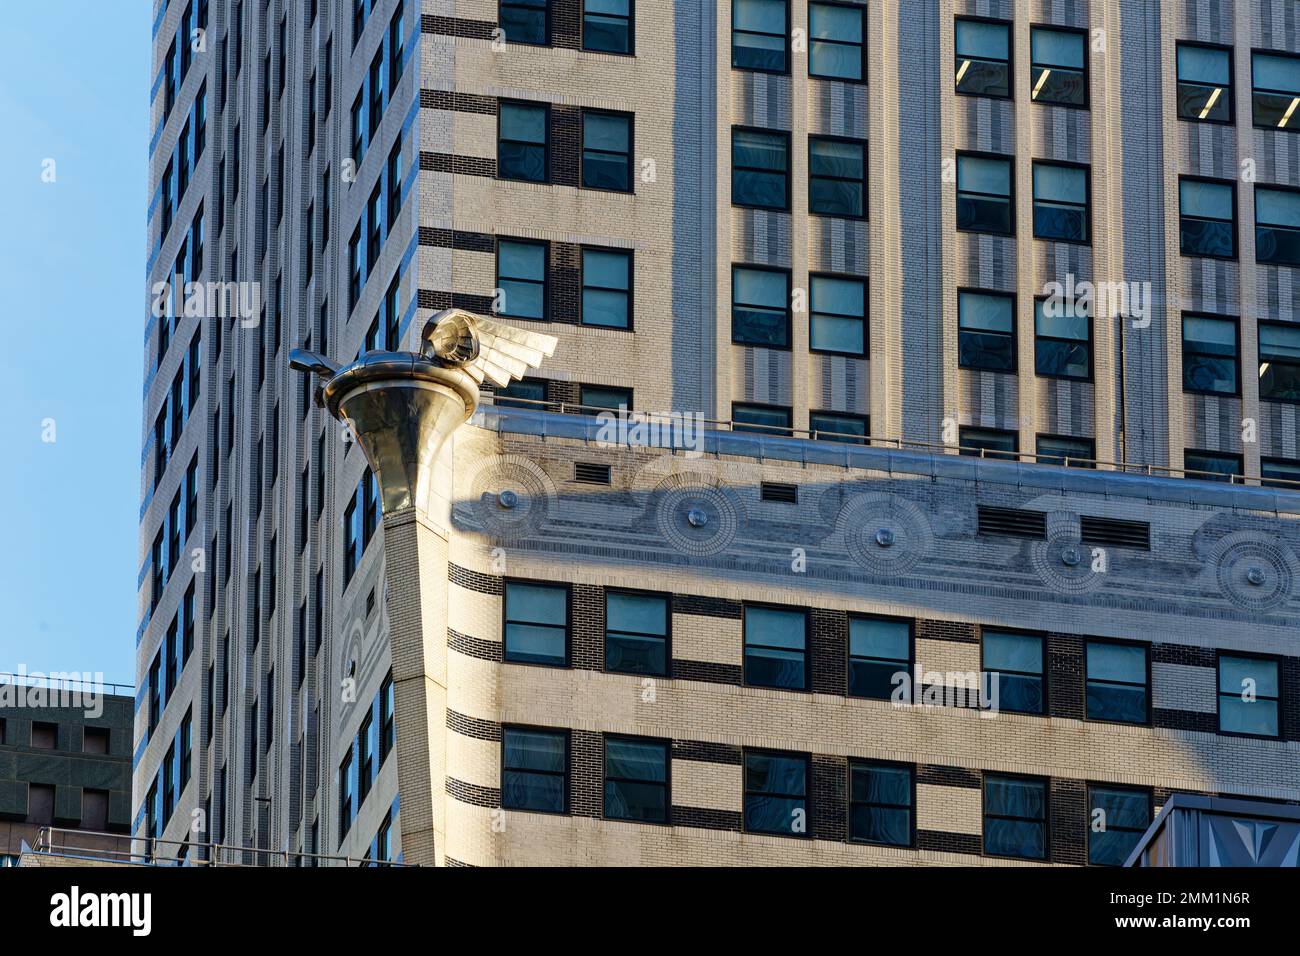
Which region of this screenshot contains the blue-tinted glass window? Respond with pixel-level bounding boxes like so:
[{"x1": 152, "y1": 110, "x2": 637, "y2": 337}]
[
  {"x1": 1177, "y1": 44, "x2": 1231, "y2": 122},
  {"x1": 955, "y1": 18, "x2": 1010, "y2": 97},
  {"x1": 1259, "y1": 322, "x2": 1300, "y2": 402},
  {"x1": 810, "y1": 275, "x2": 865, "y2": 355},
  {"x1": 984, "y1": 775, "x2": 1047, "y2": 859},
  {"x1": 744, "y1": 605, "x2": 807, "y2": 690},
  {"x1": 983, "y1": 631, "x2": 1044, "y2": 714},
  {"x1": 733, "y1": 127, "x2": 789, "y2": 209},
  {"x1": 1030, "y1": 27, "x2": 1086, "y2": 106},
  {"x1": 580, "y1": 385, "x2": 632, "y2": 411},
  {"x1": 810, "y1": 411, "x2": 868, "y2": 444},
  {"x1": 960, "y1": 427, "x2": 1018, "y2": 460},
  {"x1": 1181, "y1": 313, "x2": 1238, "y2": 395},
  {"x1": 957, "y1": 154, "x2": 1013, "y2": 234},
  {"x1": 732, "y1": 265, "x2": 790, "y2": 346},
  {"x1": 504, "y1": 582, "x2": 568, "y2": 666},
  {"x1": 1252, "y1": 51, "x2": 1300, "y2": 129},
  {"x1": 1086, "y1": 641, "x2": 1147, "y2": 724},
  {"x1": 581, "y1": 247, "x2": 632, "y2": 328},
  {"x1": 1179, "y1": 178, "x2": 1236, "y2": 258},
  {"x1": 605, "y1": 591, "x2": 668, "y2": 676},
  {"x1": 1088, "y1": 785, "x2": 1150, "y2": 866},
  {"x1": 1035, "y1": 298, "x2": 1091, "y2": 379},
  {"x1": 732, "y1": 403, "x2": 793, "y2": 436},
  {"x1": 1032, "y1": 162, "x2": 1089, "y2": 242},
  {"x1": 733, "y1": 0, "x2": 787, "y2": 73},
  {"x1": 849, "y1": 762, "x2": 913, "y2": 846},
  {"x1": 1256, "y1": 186, "x2": 1300, "y2": 267},
  {"x1": 1037, "y1": 434, "x2": 1094, "y2": 468},
  {"x1": 498, "y1": 102, "x2": 548, "y2": 182},
  {"x1": 583, "y1": 0, "x2": 631, "y2": 54},
  {"x1": 500, "y1": 0, "x2": 549, "y2": 46},
  {"x1": 496, "y1": 239, "x2": 547, "y2": 320},
  {"x1": 1185, "y1": 449, "x2": 1242, "y2": 483},
  {"x1": 959, "y1": 290, "x2": 1015, "y2": 371},
  {"x1": 744, "y1": 750, "x2": 808, "y2": 836},
  {"x1": 582, "y1": 111, "x2": 632, "y2": 191},
  {"x1": 603, "y1": 736, "x2": 668, "y2": 822},
  {"x1": 1218, "y1": 655, "x2": 1280, "y2": 737},
  {"x1": 809, "y1": 137, "x2": 866, "y2": 218},
  {"x1": 848, "y1": 617, "x2": 910, "y2": 700},
  {"x1": 502, "y1": 727, "x2": 567, "y2": 812},
  {"x1": 809, "y1": 2, "x2": 864, "y2": 81}
]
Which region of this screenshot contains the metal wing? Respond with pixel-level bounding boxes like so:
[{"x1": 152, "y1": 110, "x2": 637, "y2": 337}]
[{"x1": 421, "y1": 309, "x2": 558, "y2": 388}]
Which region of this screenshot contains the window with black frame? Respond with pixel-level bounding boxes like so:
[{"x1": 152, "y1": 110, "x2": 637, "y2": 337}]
[
  {"x1": 983, "y1": 631, "x2": 1044, "y2": 714},
  {"x1": 1218, "y1": 655, "x2": 1279, "y2": 737},
  {"x1": 1176, "y1": 43, "x2": 1232, "y2": 122},
  {"x1": 732, "y1": 0, "x2": 787, "y2": 73},
  {"x1": 1030, "y1": 26, "x2": 1086, "y2": 106},
  {"x1": 743, "y1": 605, "x2": 807, "y2": 690},
  {"x1": 954, "y1": 18, "x2": 1010, "y2": 98},
  {"x1": 733, "y1": 403, "x2": 793, "y2": 436},
  {"x1": 744, "y1": 750, "x2": 808, "y2": 836},
  {"x1": 498, "y1": 101, "x2": 548, "y2": 182},
  {"x1": 582, "y1": 111, "x2": 632, "y2": 191},
  {"x1": 603, "y1": 736, "x2": 668, "y2": 823},
  {"x1": 809, "y1": 137, "x2": 866, "y2": 218},
  {"x1": 580, "y1": 384, "x2": 632, "y2": 411},
  {"x1": 500, "y1": 0, "x2": 549, "y2": 46},
  {"x1": 1259, "y1": 322, "x2": 1300, "y2": 402},
  {"x1": 959, "y1": 426, "x2": 1018, "y2": 460},
  {"x1": 496, "y1": 239, "x2": 547, "y2": 320},
  {"x1": 1252, "y1": 51, "x2": 1300, "y2": 129},
  {"x1": 503, "y1": 581, "x2": 568, "y2": 666},
  {"x1": 732, "y1": 265, "x2": 790, "y2": 346},
  {"x1": 492, "y1": 378, "x2": 546, "y2": 409},
  {"x1": 956, "y1": 154, "x2": 1013, "y2": 234},
  {"x1": 810, "y1": 411, "x2": 868, "y2": 444},
  {"x1": 1087, "y1": 785, "x2": 1149, "y2": 866},
  {"x1": 1085, "y1": 641, "x2": 1147, "y2": 723},
  {"x1": 848, "y1": 617, "x2": 910, "y2": 700},
  {"x1": 809, "y1": 274, "x2": 865, "y2": 355},
  {"x1": 502, "y1": 727, "x2": 568, "y2": 812},
  {"x1": 583, "y1": 0, "x2": 631, "y2": 54},
  {"x1": 958, "y1": 290, "x2": 1015, "y2": 372},
  {"x1": 1037, "y1": 434, "x2": 1094, "y2": 468},
  {"x1": 1185, "y1": 449, "x2": 1242, "y2": 483},
  {"x1": 1034, "y1": 297, "x2": 1091, "y2": 379},
  {"x1": 1255, "y1": 186, "x2": 1300, "y2": 267},
  {"x1": 984, "y1": 775, "x2": 1048, "y2": 860},
  {"x1": 1262, "y1": 457, "x2": 1300, "y2": 488},
  {"x1": 581, "y1": 247, "x2": 632, "y2": 328},
  {"x1": 809, "y1": 2, "x2": 864, "y2": 82},
  {"x1": 1179, "y1": 177, "x2": 1236, "y2": 258},
  {"x1": 1181, "y1": 313, "x2": 1238, "y2": 395},
  {"x1": 849, "y1": 762, "x2": 913, "y2": 846},
  {"x1": 605, "y1": 591, "x2": 668, "y2": 676},
  {"x1": 732, "y1": 127, "x2": 789, "y2": 209},
  {"x1": 1032, "y1": 162, "x2": 1089, "y2": 242}
]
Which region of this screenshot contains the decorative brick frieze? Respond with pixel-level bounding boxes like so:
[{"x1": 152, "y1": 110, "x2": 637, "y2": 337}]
[
  {"x1": 671, "y1": 806, "x2": 743, "y2": 832},
  {"x1": 446, "y1": 777, "x2": 499, "y2": 808},
  {"x1": 418, "y1": 88, "x2": 496, "y2": 114},
  {"x1": 1152, "y1": 708, "x2": 1218, "y2": 733},
  {"x1": 671, "y1": 660, "x2": 743, "y2": 686},
  {"x1": 447, "y1": 628, "x2": 502, "y2": 663},
  {"x1": 446, "y1": 709, "x2": 501, "y2": 742},
  {"x1": 917, "y1": 765, "x2": 981, "y2": 789},
  {"x1": 915, "y1": 620, "x2": 979, "y2": 643},
  {"x1": 917, "y1": 830, "x2": 981, "y2": 855},
  {"x1": 448, "y1": 563, "x2": 502, "y2": 595},
  {"x1": 1151, "y1": 644, "x2": 1217, "y2": 668},
  {"x1": 420, "y1": 16, "x2": 497, "y2": 42},
  {"x1": 417, "y1": 228, "x2": 494, "y2": 253},
  {"x1": 673, "y1": 595, "x2": 742, "y2": 619},
  {"x1": 418, "y1": 152, "x2": 495, "y2": 177},
  {"x1": 672, "y1": 739, "x2": 742, "y2": 765}
]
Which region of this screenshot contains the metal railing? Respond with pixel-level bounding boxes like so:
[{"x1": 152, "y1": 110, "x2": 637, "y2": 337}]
[
  {"x1": 0, "y1": 672, "x2": 134, "y2": 696},
  {"x1": 31, "y1": 827, "x2": 412, "y2": 868},
  {"x1": 486, "y1": 395, "x2": 1300, "y2": 492}
]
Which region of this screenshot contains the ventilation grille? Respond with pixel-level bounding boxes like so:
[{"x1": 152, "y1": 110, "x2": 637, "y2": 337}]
[
  {"x1": 574, "y1": 462, "x2": 611, "y2": 485},
  {"x1": 1080, "y1": 516, "x2": 1150, "y2": 550},
  {"x1": 761, "y1": 482, "x2": 798, "y2": 503},
  {"x1": 977, "y1": 506, "x2": 1047, "y2": 539}
]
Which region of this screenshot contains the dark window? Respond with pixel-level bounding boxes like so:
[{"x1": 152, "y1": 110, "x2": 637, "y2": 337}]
[
  {"x1": 603, "y1": 736, "x2": 668, "y2": 823},
  {"x1": 959, "y1": 289, "x2": 1015, "y2": 372},
  {"x1": 1262, "y1": 457, "x2": 1300, "y2": 488},
  {"x1": 31, "y1": 722, "x2": 57, "y2": 750},
  {"x1": 351, "y1": 92, "x2": 365, "y2": 165},
  {"x1": 809, "y1": 2, "x2": 864, "y2": 82},
  {"x1": 1181, "y1": 313, "x2": 1238, "y2": 395},
  {"x1": 732, "y1": 0, "x2": 787, "y2": 73},
  {"x1": 496, "y1": 239, "x2": 547, "y2": 321},
  {"x1": 809, "y1": 274, "x2": 865, "y2": 355},
  {"x1": 338, "y1": 750, "x2": 354, "y2": 835},
  {"x1": 732, "y1": 127, "x2": 789, "y2": 210},
  {"x1": 1179, "y1": 177, "x2": 1236, "y2": 258},
  {"x1": 368, "y1": 50, "x2": 384, "y2": 138},
  {"x1": 500, "y1": 0, "x2": 549, "y2": 46},
  {"x1": 581, "y1": 247, "x2": 632, "y2": 328},
  {"x1": 1185, "y1": 449, "x2": 1243, "y2": 483},
  {"x1": 1037, "y1": 434, "x2": 1095, "y2": 468},
  {"x1": 1218, "y1": 654, "x2": 1280, "y2": 737},
  {"x1": 83, "y1": 726, "x2": 109, "y2": 754},
  {"x1": 605, "y1": 591, "x2": 668, "y2": 676},
  {"x1": 1032, "y1": 161, "x2": 1089, "y2": 242},
  {"x1": 955, "y1": 17, "x2": 1010, "y2": 97},
  {"x1": 498, "y1": 101, "x2": 548, "y2": 182},
  {"x1": 733, "y1": 403, "x2": 792, "y2": 436},
  {"x1": 744, "y1": 750, "x2": 808, "y2": 836},
  {"x1": 357, "y1": 711, "x2": 374, "y2": 803},
  {"x1": 387, "y1": 144, "x2": 403, "y2": 235},
  {"x1": 583, "y1": 0, "x2": 632, "y2": 54},
  {"x1": 1085, "y1": 641, "x2": 1148, "y2": 724},
  {"x1": 390, "y1": 2, "x2": 406, "y2": 88},
  {"x1": 1087, "y1": 785, "x2": 1150, "y2": 866},
  {"x1": 848, "y1": 762, "x2": 913, "y2": 846},
  {"x1": 580, "y1": 385, "x2": 632, "y2": 411},
  {"x1": 983, "y1": 630, "x2": 1044, "y2": 714},
  {"x1": 82, "y1": 789, "x2": 110, "y2": 832},
  {"x1": 343, "y1": 495, "x2": 360, "y2": 583},
  {"x1": 26, "y1": 783, "x2": 55, "y2": 826},
  {"x1": 1252, "y1": 50, "x2": 1300, "y2": 130},
  {"x1": 1256, "y1": 186, "x2": 1300, "y2": 267},
  {"x1": 504, "y1": 581, "x2": 568, "y2": 666},
  {"x1": 582, "y1": 111, "x2": 632, "y2": 191},
  {"x1": 984, "y1": 775, "x2": 1048, "y2": 860},
  {"x1": 957, "y1": 153, "x2": 1013, "y2": 234},
  {"x1": 848, "y1": 617, "x2": 910, "y2": 700},
  {"x1": 1177, "y1": 43, "x2": 1232, "y2": 122},
  {"x1": 1260, "y1": 322, "x2": 1300, "y2": 403},
  {"x1": 493, "y1": 378, "x2": 546, "y2": 409},
  {"x1": 1034, "y1": 297, "x2": 1091, "y2": 379},
  {"x1": 380, "y1": 672, "x2": 395, "y2": 761},
  {"x1": 810, "y1": 410, "x2": 868, "y2": 444},
  {"x1": 1029, "y1": 26, "x2": 1086, "y2": 106},
  {"x1": 502, "y1": 727, "x2": 567, "y2": 813},
  {"x1": 744, "y1": 605, "x2": 807, "y2": 690},
  {"x1": 809, "y1": 137, "x2": 866, "y2": 218},
  {"x1": 960, "y1": 426, "x2": 1019, "y2": 460},
  {"x1": 732, "y1": 265, "x2": 790, "y2": 347}
]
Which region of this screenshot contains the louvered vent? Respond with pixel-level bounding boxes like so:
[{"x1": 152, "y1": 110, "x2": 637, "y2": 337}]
[
  {"x1": 761, "y1": 482, "x2": 798, "y2": 503},
  {"x1": 1080, "y1": 516, "x2": 1150, "y2": 550},
  {"x1": 574, "y1": 462, "x2": 611, "y2": 485},
  {"x1": 977, "y1": 506, "x2": 1047, "y2": 539}
]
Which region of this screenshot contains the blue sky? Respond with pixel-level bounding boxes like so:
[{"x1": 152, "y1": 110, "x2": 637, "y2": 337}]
[{"x1": 0, "y1": 2, "x2": 151, "y2": 686}]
